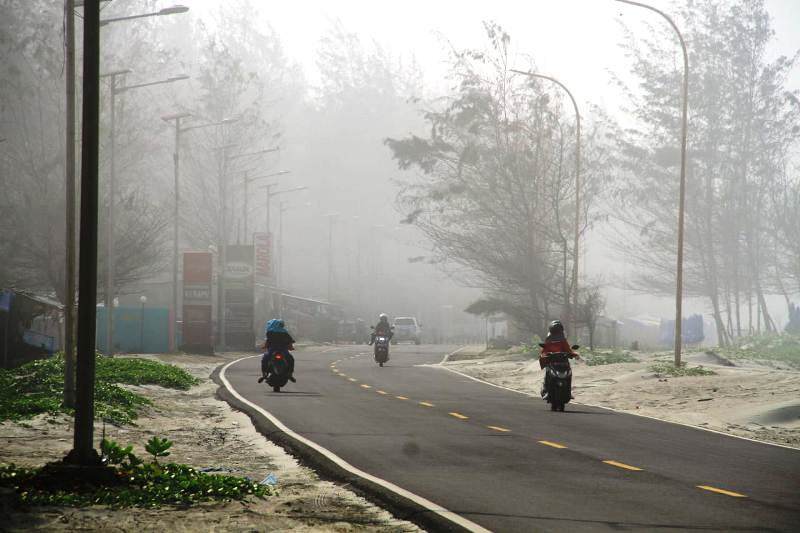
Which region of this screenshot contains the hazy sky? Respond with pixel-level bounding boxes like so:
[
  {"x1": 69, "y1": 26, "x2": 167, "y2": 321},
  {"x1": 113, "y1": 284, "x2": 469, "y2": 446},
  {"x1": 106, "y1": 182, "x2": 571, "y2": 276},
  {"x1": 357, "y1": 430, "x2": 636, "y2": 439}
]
[
  {"x1": 182, "y1": 0, "x2": 799, "y2": 322},
  {"x1": 205, "y1": 0, "x2": 800, "y2": 110}
]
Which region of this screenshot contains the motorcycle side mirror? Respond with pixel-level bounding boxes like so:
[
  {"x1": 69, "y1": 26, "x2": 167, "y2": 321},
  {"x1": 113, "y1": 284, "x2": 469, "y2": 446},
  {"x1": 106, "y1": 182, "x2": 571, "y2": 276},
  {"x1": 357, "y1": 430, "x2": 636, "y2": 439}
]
[
  {"x1": 571, "y1": 344, "x2": 580, "y2": 350},
  {"x1": 538, "y1": 343, "x2": 545, "y2": 348}
]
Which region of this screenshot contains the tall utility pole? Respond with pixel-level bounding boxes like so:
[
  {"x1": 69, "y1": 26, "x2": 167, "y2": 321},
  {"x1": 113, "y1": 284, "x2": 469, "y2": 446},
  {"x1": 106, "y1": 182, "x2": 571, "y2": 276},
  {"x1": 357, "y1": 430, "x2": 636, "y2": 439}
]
[
  {"x1": 162, "y1": 112, "x2": 191, "y2": 352},
  {"x1": 240, "y1": 164, "x2": 284, "y2": 241},
  {"x1": 64, "y1": 0, "x2": 77, "y2": 408},
  {"x1": 162, "y1": 115, "x2": 237, "y2": 352},
  {"x1": 101, "y1": 72, "x2": 188, "y2": 355},
  {"x1": 66, "y1": 0, "x2": 101, "y2": 466},
  {"x1": 324, "y1": 213, "x2": 340, "y2": 302},
  {"x1": 99, "y1": 68, "x2": 130, "y2": 356},
  {"x1": 511, "y1": 69, "x2": 581, "y2": 332},
  {"x1": 617, "y1": 0, "x2": 689, "y2": 367}
]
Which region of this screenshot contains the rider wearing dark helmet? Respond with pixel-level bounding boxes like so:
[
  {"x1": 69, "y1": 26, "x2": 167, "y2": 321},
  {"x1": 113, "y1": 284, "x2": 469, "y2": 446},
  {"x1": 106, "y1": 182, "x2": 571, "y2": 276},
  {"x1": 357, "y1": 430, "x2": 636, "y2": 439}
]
[{"x1": 540, "y1": 320, "x2": 579, "y2": 398}]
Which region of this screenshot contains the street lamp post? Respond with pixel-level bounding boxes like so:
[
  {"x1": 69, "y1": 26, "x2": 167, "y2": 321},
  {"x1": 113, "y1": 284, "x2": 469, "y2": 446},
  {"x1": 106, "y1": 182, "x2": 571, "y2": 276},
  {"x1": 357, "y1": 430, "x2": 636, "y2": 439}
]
[
  {"x1": 100, "y1": 72, "x2": 189, "y2": 356},
  {"x1": 511, "y1": 69, "x2": 581, "y2": 333},
  {"x1": 616, "y1": 0, "x2": 689, "y2": 367},
  {"x1": 64, "y1": 0, "x2": 189, "y2": 405},
  {"x1": 65, "y1": 0, "x2": 189, "y2": 467},
  {"x1": 240, "y1": 166, "x2": 285, "y2": 241},
  {"x1": 161, "y1": 115, "x2": 238, "y2": 352},
  {"x1": 139, "y1": 295, "x2": 147, "y2": 352},
  {"x1": 217, "y1": 146, "x2": 278, "y2": 348},
  {"x1": 261, "y1": 184, "x2": 307, "y2": 287},
  {"x1": 324, "y1": 213, "x2": 340, "y2": 302}
]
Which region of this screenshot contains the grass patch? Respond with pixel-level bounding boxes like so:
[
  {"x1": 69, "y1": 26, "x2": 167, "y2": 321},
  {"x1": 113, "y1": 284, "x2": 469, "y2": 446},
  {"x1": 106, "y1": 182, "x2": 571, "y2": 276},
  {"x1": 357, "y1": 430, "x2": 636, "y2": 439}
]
[
  {"x1": 649, "y1": 362, "x2": 716, "y2": 377},
  {"x1": 583, "y1": 350, "x2": 638, "y2": 366},
  {"x1": 0, "y1": 437, "x2": 272, "y2": 508},
  {"x1": 716, "y1": 335, "x2": 800, "y2": 368},
  {"x1": 0, "y1": 354, "x2": 199, "y2": 425}
]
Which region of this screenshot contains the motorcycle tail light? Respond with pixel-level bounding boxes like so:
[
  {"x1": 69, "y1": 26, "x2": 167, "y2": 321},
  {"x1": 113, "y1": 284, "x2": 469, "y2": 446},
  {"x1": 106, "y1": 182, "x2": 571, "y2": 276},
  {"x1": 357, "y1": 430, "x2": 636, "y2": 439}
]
[{"x1": 275, "y1": 355, "x2": 283, "y2": 360}]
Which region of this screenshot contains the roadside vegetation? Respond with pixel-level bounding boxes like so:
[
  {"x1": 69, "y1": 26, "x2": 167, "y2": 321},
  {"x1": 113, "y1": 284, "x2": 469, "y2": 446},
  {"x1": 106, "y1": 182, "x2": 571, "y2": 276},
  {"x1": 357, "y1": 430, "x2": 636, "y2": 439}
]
[
  {"x1": 649, "y1": 362, "x2": 716, "y2": 377},
  {"x1": 0, "y1": 437, "x2": 272, "y2": 508},
  {"x1": 714, "y1": 335, "x2": 800, "y2": 369},
  {"x1": 583, "y1": 350, "x2": 638, "y2": 366},
  {"x1": 0, "y1": 354, "x2": 198, "y2": 424}
]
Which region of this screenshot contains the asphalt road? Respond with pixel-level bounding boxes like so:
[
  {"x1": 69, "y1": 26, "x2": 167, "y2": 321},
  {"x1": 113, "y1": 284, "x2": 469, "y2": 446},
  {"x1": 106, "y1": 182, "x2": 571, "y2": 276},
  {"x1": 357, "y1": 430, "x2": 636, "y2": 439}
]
[{"x1": 221, "y1": 344, "x2": 800, "y2": 532}]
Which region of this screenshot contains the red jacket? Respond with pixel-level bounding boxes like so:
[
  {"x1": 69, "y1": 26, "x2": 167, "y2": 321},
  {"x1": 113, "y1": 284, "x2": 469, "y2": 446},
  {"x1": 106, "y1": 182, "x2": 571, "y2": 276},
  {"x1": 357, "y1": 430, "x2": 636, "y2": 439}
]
[{"x1": 539, "y1": 338, "x2": 577, "y2": 368}]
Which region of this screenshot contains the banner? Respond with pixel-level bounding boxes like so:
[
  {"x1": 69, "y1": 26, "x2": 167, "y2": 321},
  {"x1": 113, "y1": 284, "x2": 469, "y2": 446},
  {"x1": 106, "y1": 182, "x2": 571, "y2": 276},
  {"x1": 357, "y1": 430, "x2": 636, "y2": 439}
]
[
  {"x1": 182, "y1": 252, "x2": 213, "y2": 353},
  {"x1": 225, "y1": 245, "x2": 255, "y2": 349},
  {"x1": 254, "y1": 232, "x2": 272, "y2": 280}
]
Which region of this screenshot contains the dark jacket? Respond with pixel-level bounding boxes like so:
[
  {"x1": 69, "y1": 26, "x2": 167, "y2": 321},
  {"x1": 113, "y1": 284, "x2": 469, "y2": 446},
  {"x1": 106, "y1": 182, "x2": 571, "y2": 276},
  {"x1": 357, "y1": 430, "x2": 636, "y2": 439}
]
[{"x1": 266, "y1": 331, "x2": 295, "y2": 352}]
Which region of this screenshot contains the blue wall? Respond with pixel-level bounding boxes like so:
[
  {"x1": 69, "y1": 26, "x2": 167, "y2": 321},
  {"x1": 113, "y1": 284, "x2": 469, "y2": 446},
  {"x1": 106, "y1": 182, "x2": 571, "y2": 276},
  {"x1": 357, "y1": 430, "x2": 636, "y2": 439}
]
[{"x1": 96, "y1": 307, "x2": 169, "y2": 354}]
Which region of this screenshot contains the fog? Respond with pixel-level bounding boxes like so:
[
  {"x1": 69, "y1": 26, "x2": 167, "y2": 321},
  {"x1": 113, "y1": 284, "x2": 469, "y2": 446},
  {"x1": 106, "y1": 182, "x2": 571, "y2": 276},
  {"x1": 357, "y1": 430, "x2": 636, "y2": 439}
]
[{"x1": 1, "y1": 0, "x2": 799, "y2": 349}]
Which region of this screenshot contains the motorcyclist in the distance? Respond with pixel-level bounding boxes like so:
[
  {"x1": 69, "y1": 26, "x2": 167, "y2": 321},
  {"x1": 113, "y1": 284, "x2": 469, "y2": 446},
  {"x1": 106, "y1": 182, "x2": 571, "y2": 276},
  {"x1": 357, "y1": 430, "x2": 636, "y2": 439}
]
[
  {"x1": 368, "y1": 313, "x2": 394, "y2": 345},
  {"x1": 258, "y1": 318, "x2": 297, "y2": 383},
  {"x1": 539, "y1": 320, "x2": 579, "y2": 398}
]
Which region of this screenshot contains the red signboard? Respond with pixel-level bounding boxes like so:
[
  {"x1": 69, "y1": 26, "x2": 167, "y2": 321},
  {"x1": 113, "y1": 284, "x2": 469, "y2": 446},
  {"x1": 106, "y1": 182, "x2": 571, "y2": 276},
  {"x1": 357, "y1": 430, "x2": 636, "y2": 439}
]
[{"x1": 182, "y1": 252, "x2": 213, "y2": 353}]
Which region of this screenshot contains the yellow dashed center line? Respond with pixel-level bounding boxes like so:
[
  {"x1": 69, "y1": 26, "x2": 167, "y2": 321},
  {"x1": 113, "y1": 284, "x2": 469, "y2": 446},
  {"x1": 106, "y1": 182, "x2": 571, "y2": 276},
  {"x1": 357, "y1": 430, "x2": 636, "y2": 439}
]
[
  {"x1": 348, "y1": 378, "x2": 357, "y2": 382},
  {"x1": 419, "y1": 401, "x2": 435, "y2": 407},
  {"x1": 487, "y1": 425, "x2": 511, "y2": 432},
  {"x1": 449, "y1": 412, "x2": 468, "y2": 419},
  {"x1": 376, "y1": 390, "x2": 388, "y2": 395},
  {"x1": 603, "y1": 460, "x2": 643, "y2": 471},
  {"x1": 360, "y1": 384, "x2": 372, "y2": 389},
  {"x1": 538, "y1": 440, "x2": 567, "y2": 449},
  {"x1": 697, "y1": 485, "x2": 747, "y2": 498},
  {"x1": 396, "y1": 396, "x2": 409, "y2": 400}
]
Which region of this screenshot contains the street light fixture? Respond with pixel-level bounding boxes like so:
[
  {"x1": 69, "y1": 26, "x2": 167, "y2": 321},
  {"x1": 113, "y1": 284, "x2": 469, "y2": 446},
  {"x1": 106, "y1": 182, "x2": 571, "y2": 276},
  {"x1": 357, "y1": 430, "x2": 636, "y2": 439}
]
[
  {"x1": 616, "y1": 0, "x2": 689, "y2": 367},
  {"x1": 99, "y1": 5, "x2": 189, "y2": 26},
  {"x1": 241, "y1": 170, "x2": 291, "y2": 239},
  {"x1": 510, "y1": 69, "x2": 581, "y2": 333}
]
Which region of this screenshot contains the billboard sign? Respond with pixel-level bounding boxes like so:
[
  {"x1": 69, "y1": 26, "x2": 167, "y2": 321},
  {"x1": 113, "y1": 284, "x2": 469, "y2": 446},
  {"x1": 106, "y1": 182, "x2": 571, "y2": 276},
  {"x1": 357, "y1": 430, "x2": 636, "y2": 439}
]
[
  {"x1": 254, "y1": 232, "x2": 272, "y2": 281},
  {"x1": 225, "y1": 245, "x2": 255, "y2": 349},
  {"x1": 182, "y1": 252, "x2": 213, "y2": 353}
]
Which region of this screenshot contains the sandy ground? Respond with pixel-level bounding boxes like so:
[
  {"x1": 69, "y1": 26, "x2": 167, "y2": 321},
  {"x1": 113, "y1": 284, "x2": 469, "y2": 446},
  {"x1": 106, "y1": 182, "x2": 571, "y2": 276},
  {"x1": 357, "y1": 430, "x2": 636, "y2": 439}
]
[
  {"x1": 445, "y1": 346, "x2": 800, "y2": 448},
  {"x1": 0, "y1": 351, "x2": 422, "y2": 532}
]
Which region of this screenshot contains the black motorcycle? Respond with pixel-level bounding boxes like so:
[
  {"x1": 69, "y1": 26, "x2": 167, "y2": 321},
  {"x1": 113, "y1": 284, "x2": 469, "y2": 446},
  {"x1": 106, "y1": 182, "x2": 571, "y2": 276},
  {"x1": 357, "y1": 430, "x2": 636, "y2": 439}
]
[
  {"x1": 539, "y1": 344, "x2": 580, "y2": 412},
  {"x1": 263, "y1": 351, "x2": 291, "y2": 392},
  {"x1": 372, "y1": 329, "x2": 391, "y2": 367}
]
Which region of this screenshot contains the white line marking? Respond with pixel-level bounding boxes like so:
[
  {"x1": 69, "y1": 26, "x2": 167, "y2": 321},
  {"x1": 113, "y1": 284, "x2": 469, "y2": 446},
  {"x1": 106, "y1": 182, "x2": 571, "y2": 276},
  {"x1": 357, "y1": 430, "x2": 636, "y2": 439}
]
[{"x1": 220, "y1": 356, "x2": 490, "y2": 533}]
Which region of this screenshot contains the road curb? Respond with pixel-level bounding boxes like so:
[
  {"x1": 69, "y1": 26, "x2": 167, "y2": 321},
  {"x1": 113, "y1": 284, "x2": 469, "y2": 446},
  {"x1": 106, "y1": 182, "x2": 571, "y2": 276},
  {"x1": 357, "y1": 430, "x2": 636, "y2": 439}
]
[{"x1": 212, "y1": 359, "x2": 489, "y2": 533}]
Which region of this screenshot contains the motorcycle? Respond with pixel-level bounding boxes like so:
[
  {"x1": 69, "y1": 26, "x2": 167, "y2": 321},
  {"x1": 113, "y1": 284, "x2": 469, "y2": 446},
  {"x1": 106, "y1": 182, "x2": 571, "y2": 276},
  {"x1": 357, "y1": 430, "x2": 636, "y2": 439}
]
[
  {"x1": 263, "y1": 351, "x2": 291, "y2": 392},
  {"x1": 539, "y1": 343, "x2": 580, "y2": 412},
  {"x1": 371, "y1": 326, "x2": 392, "y2": 367}
]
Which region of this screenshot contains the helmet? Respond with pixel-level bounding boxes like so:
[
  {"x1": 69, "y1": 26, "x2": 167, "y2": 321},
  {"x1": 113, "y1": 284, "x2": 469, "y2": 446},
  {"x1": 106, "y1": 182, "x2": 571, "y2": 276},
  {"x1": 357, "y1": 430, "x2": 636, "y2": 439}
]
[
  {"x1": 548, "y1": 320, "x2": 564, "y2": 335},
  {"x1": 378, "y1": 313, "x2": 389, "y2": 323}
]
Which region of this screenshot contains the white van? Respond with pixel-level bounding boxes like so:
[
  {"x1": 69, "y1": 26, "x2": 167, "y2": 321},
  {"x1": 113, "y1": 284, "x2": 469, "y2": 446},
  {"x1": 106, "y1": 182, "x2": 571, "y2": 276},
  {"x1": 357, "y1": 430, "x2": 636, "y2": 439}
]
[{"x1": 392, "y1": 316, "x2": 422, "y2": 345}]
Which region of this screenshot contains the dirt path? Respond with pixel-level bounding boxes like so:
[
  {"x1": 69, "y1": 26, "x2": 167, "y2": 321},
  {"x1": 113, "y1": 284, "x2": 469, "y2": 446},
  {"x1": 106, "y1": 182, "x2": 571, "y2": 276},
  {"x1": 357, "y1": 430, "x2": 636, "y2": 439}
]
[{"x1": 1, "y1": 352, "x2": 422, "y2": 532}]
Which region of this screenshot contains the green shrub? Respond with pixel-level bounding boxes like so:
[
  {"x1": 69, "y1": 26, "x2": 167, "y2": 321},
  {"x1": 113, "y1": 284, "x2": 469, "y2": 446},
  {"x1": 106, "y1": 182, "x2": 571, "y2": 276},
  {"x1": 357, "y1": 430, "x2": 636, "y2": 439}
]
[
  {"x1": 649, "y1": 362, "x2": 716, "y2": 377},
  {"x1": 717, "y1": 335, "x2": 800, "y2": 368},
  {"x1": 0, "y1": 437, "x2": 272, "y2": 508},
  {"x1": 0, "y1": 354, "x2": 198, "y2": 424}
]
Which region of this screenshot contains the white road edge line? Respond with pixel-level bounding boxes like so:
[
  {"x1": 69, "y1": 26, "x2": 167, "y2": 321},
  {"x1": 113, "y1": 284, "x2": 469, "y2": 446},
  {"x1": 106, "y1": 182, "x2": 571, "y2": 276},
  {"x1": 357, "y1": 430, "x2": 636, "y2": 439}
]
[
  {"x1": 431, "y1": 353, "x2": 799, "y2": 451},
  {"x1": 220, "y1": 356, "x2": 491, "y2": 533}
]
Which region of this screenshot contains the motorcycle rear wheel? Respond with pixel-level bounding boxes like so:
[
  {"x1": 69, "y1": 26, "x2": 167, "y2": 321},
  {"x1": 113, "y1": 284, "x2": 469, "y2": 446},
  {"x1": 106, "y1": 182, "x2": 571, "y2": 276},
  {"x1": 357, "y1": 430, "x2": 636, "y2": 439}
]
[{"x1": 272, "y1": 385, "x2": 281, "y2": 392}]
